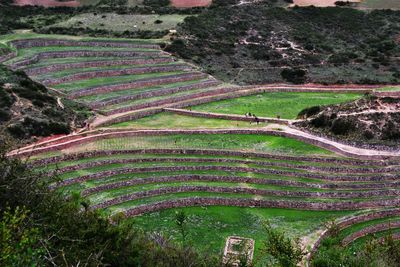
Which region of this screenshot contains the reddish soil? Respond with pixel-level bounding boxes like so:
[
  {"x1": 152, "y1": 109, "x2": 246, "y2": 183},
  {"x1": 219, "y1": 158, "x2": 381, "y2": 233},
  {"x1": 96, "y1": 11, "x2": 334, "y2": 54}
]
[
  {"x1": 171, "y1": 0, "x2": 212, "y2": 8},
  {"x1": 14, "y1": 0, "x2": 80, "y2": 7}
]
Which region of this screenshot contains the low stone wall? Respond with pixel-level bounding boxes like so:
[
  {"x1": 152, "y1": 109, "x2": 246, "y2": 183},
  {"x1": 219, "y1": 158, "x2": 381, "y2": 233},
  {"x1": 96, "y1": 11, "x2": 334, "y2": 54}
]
[
  {"x1": 0, "y1": 51, "x2": 17, "y2": 63},
  {"x1": 122, "y1": 197, "x2": 400, "y2": 217},
  {"x1": 9, "y1": 50, "x2": 163, "y2": 69},
  {"x1": 69, "y1": 72, "x2": 208, "y2": 98},
  {"x1": 24, "y1": 57, "x2": 174, "y2": 76},
  {"x1": 28, "y1": 148, "x2": 387, "y2": 167},
  {"x1": 10, "y1": 38, "x2": 159, "y2": 49},
  {"x1": 80, "y1": 175, "x2": 400, "y2": 197},
  {"x1": 43, "y1": 156, "x2": 394, "y2": 175},
  {"x1": 308, "y1": 208, "x2": 400, "y2": 263},
  {"x1": 374, "y1": 91, "x2": 400, "y2": 98},
  {"x1": 90, "y1": 79, "x2": 221, "y2": 109},
  {"x1": 342, "y1": 221, "x2": 400, "y2": 246},
  {"x1": 40, "y1": 64, "x2": 190, "y2": 86},
  {"x1": 53, "y1": 164, "x2": 395, "y2": 189},
  {"x1": 89, "y1": 186, "x2": 400, "y2": 210}
]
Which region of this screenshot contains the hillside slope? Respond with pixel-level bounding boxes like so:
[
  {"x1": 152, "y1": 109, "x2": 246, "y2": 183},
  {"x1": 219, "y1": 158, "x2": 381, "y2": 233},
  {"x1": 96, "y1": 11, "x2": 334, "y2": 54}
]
[
  {"x1": 167, "y1": 5, "x2": 400, "y2": 84},
  {"x1": 295, "y1": 95, "x2": 400, "y2": 148},
  {"x1": 0, "y1": 64, "x2": 91, "y2": 143}
]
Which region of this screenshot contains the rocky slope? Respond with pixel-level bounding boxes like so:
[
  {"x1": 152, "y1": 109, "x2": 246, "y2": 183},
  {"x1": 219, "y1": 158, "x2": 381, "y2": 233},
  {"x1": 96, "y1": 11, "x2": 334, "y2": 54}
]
[
  {"x1": 295, "y1": 95, "x2": 400, "y2": 148},
  {"x1": 0, "y1": 64, "x2": 91, "y2": 143}
]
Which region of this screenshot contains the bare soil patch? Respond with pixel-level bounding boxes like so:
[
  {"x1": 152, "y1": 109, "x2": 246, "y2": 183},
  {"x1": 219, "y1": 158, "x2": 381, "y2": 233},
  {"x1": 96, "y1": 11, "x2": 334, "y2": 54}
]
[
  {"x1": 171, "y1": 0, "x2": 212, "y2": 8},
  {"x1": 14, "y1": 0, "x2": 80, "y2": 7}
]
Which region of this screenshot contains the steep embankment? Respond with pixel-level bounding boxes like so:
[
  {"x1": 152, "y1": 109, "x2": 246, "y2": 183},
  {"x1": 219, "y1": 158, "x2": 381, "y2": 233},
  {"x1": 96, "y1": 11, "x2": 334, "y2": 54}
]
[
  {"x1": 0, "y1": 64, "x2": 91, "y2": 143},
  {"x1": 295, "y1": 95, "x2": 400, "y2": 148}
]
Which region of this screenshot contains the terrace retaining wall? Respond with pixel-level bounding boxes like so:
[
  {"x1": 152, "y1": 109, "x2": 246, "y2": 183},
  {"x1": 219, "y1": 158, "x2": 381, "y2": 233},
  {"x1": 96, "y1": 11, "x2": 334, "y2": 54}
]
[
  {"x1": 342, "y1": 221, "x2": 400, "y2": 246},
  {"x1": 90, "y1": 79, "x2": 221, "y2": 109},
  {"x1": 9, "y1": 50, "x2": 163, "y2": 69},
  {"x1": 28, "y1": 149, "x2": 388, "y2": 167},
  {"x1": 10, "y1": 38, "x2": 160, "y2": 49},
  {"x1": 69, "y1": 72, "x2": 208, "y2": 98},
  {"x1": 24, "y1": 57, "x2": 174, "y2": 76},
  {"x1": 0, "y1": 52, "x2": 17, "y2": 63},
  {"x1": 308, "y1": 208, "x2": 400, "y2": 263},
  {"x1": 41, "y1": 64, "x2": 190, "y2": 86},
  {"x1": 121, "y1": 197, "x2": 400, "y2": 217},
  {"x1": 53, "y1": 165, "x2": 397, "y2": 188},
  {"x1": 89, "y1": 186, "x2": 400, "y2": 210},
  {"x1": 15, "y1": 129, "x2": 400, "y2": 160},
  {"x1": 45, "y1": 157, "x2": 394, "y2": 175},
  {"x1": 80, "y1": 175, "x2": 400, "y2": 197}
]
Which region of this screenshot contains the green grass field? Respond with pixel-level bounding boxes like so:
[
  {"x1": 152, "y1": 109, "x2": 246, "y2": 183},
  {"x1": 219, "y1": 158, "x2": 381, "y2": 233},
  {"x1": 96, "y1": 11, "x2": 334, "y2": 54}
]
[
  {"x1": 61, "y1": 134, "x2": 333, "y2": 156},
  {"x1": 191, "y1": 92, "x2": 363, "y2": 119},
  {"x1": 109, "y1": 112, "x2": 266, "y2": 129}
]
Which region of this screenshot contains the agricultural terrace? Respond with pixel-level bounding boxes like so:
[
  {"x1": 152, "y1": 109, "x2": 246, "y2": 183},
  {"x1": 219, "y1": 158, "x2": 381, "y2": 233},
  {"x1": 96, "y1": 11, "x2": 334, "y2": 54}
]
[{"x1": 6, "y1": 33, "x2": 400, "y2": 263}]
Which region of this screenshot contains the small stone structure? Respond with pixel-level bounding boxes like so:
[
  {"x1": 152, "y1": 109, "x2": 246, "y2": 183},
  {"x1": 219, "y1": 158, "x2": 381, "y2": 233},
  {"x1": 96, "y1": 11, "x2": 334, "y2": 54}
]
[{"x1": 223, "y1": 236, "x2": 255, "y2": 266}]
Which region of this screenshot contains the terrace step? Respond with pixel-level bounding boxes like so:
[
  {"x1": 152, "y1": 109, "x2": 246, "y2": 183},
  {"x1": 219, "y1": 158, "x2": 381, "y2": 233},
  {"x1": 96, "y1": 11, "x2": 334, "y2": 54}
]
[
  {"x1": 39, "y1": 64, "x2": 191, "y2": 86},
  {"x1": 24, "y1": 57, "x2": 175, "y2": 76}
]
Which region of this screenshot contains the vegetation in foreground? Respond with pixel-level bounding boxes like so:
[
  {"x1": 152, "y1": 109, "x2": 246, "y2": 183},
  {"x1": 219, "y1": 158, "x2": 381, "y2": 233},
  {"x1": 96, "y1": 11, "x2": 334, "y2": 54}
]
[
  {"x1": 312, "y1": 223, "x2": 400, "y2": 267},
  {"x1": 0, "y1": 142, "x2": 221, "y2": 266}
]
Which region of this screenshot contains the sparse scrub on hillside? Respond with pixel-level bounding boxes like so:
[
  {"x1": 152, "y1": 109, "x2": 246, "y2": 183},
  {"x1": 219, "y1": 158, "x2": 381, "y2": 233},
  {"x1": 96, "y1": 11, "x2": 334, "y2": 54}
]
[{"x1": 167, "y1": 6, "x2": 400, "y2": 84}]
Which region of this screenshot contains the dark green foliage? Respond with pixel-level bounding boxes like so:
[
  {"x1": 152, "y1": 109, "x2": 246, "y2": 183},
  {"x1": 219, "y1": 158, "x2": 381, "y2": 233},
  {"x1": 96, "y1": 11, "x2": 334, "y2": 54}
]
[
  {"x1": 330, "y1": 118, "x2": 354, "y2": 135},
  {"x1": 0, "y1": 65, "x2": 91, "y2": 143},
  {"x1": 297, "y1": 105, "x2": 321, "y2": 119},
  {"x1": 311, "y1": 234, "x2": 400, "y2": 267},
  {"x1": 0, "y1": 143, "x2": 221, "y2": 267},
  {"x1": 260, "y1": 221, "x2": 305, "y2": 267},
  {"x1": 38, "y1": 26, "x2": 169, "y2": 39},
  {"x1": 144, "y1": 0, "x2": 170, "y2": 8},
  {"x1": 281, "y1": 68, "x2": 307, "y2": 84},
  {"x1": 168, "y1": 5, "x2": 400, "y2": 84}
]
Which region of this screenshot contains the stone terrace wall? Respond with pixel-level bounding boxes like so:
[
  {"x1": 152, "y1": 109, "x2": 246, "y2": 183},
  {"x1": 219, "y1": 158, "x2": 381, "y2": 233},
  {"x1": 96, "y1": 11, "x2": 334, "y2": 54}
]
[
  {"x1": 10, "y1": 38, "x2": 160, "y2": 49},
  {"x1": 41, "y1": 64, "x2": 190, "y2": 86},
  {"x1": 89, "y1": 186, "x2": 400, "y2": 210},
  {"x1": 90, "y1": 79, "x2": 221, "y2": 109},
  {"x1": 28, "y1": 148, "x2": 388, "y2": 167},
  {"x1": 122, "y1": 197, "x2": 400, "y2": 217},
  {"x1": 18, "y1": 128, "x2": 399, "y2": 161},
  {"x1": 342, "y1": 221, "x2": 400, "y2": 246},
  {"x1": 9, "y1": 50, "x2": 164, "y2": 69},
  {"x1": 80, "y1": 175, "x2": 400, "y2": 197},
  {"x1": 24, "y1": 57, "x2": 175, "y2": 76},
  {"x1": 69, "y1": 72, "x2": 208, "y2": 98},
  {"x1": 0, "y1": 52, "x2": 17, "y2": 63},
  {"x1": 45, "y1": 156, "x2": 393, "y2": 175},
  {"x1": 53, "y1": 165, "x2": 395, "y2": 188},
  {"x1": 308, "y1": 208, "x2": 400, "y2": 262}
]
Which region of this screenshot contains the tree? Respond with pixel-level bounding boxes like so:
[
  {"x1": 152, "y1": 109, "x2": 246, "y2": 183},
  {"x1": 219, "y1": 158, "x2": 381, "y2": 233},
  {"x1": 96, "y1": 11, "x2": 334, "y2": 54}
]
[
  {"x1": 175, "y1": 210, "x2": 189, "y2": 243},
  {"x1": 260, "y1": 221, "x2": 305, "y2": 267},
  {"x1": 0, "y1": 207, "x2": 44, "y2": 266}
]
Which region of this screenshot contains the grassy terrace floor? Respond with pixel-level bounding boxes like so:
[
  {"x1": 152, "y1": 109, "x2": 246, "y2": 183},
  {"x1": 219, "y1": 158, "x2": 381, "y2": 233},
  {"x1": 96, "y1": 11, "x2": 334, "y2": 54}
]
[
  {"x1": 109, "y1": 112, "x2": 266, "y2": 129},
  {"x1": 59, "y1": 134, "x2": 334, "y2": 156},
  {"x1": 191, "y1": 92, "x2": 363, "y2": 119},
  {"x1": 53, "y1": 71, "x2": 187, "y2": 92},
  {"x1": 78, "y1": 79, "x2": 214, "y2": 103},
  {"x1": 126, "y1": 207, "x2": 351, "y2": 255}
]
